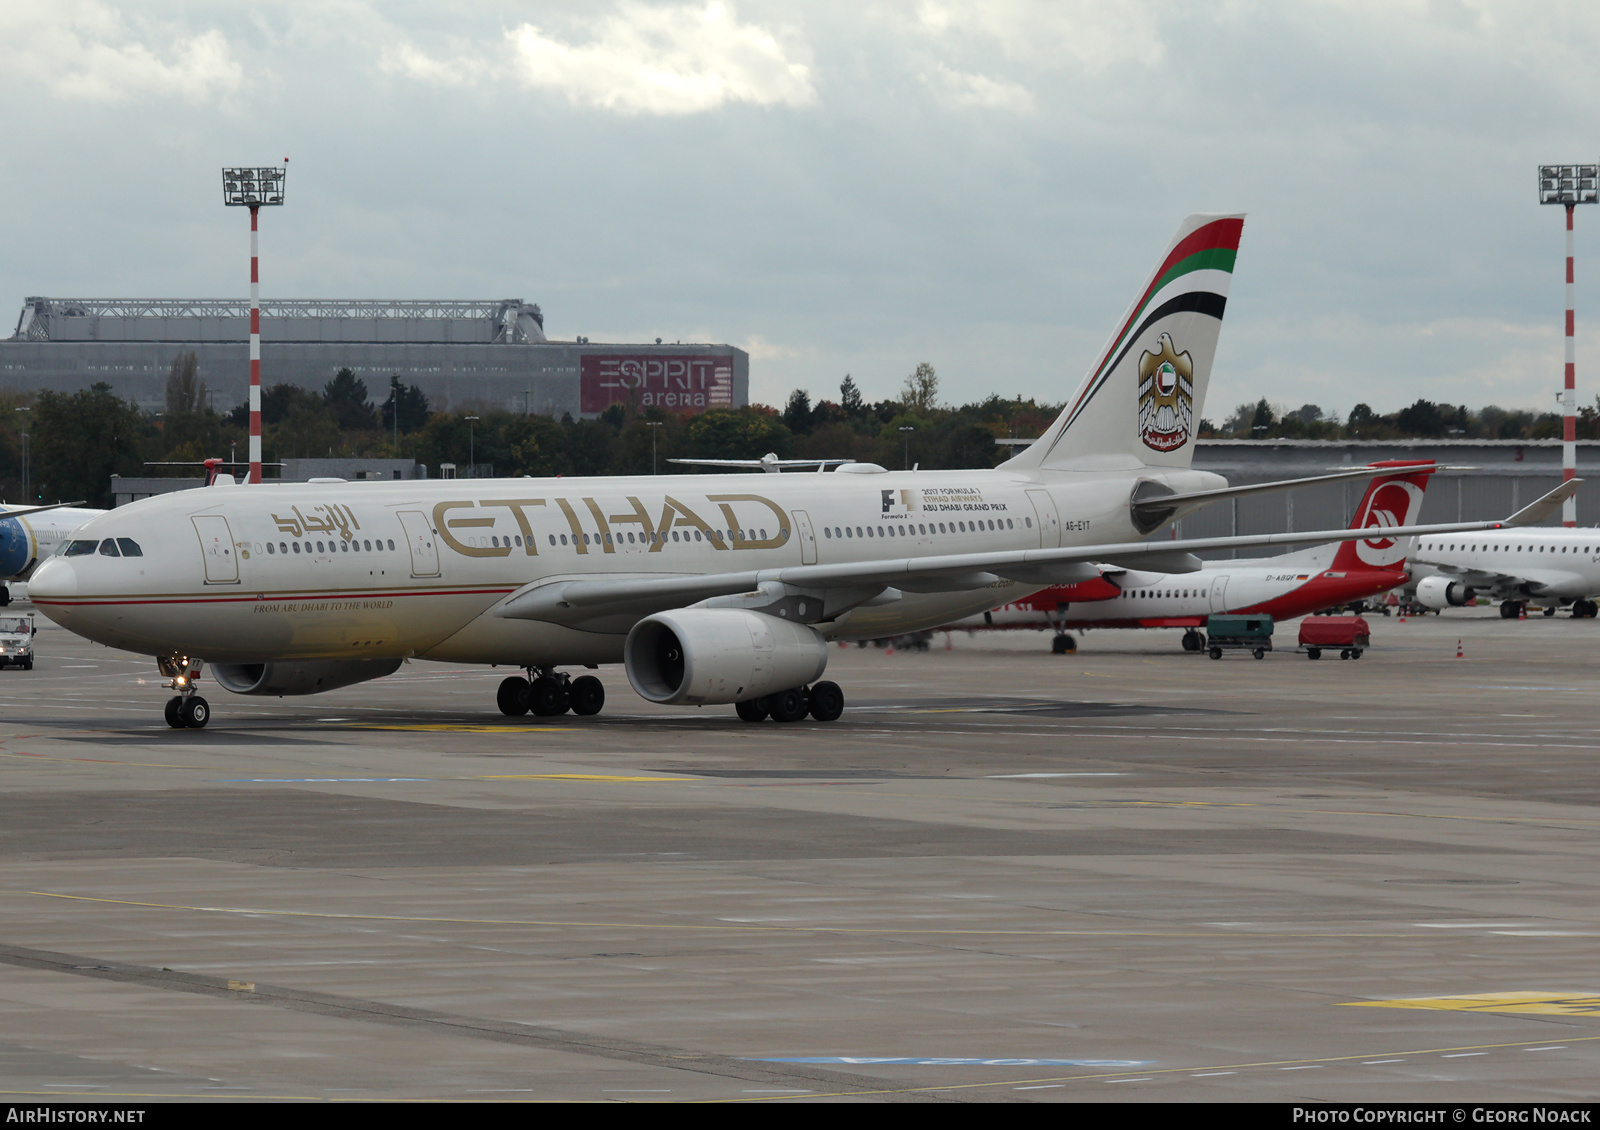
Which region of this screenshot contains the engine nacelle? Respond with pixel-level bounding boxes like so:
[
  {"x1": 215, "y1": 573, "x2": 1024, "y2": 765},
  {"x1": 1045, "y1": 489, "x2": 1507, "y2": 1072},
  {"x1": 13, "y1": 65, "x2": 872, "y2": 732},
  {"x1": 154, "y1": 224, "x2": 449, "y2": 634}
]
[
  {"x1": 210, "y1": 657, "x2": 403, "y2": 697},
  {"x1": 1415, "y1": 575, "x2": 1475, "y2": 609},
  {"x1": 625, "y1": 609, "x2": 828, "y2": 705}
]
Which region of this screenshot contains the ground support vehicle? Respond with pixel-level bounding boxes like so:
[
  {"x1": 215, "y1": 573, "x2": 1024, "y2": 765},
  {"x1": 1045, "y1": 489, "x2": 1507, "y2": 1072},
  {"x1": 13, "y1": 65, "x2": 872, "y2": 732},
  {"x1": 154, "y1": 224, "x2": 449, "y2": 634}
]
[
  {"x1": 1204, "y1": 614, "x2": 1274, "y2": 660},
  {"x1": 1297, "y1": 614, "x2": 1369, "y2": 660},
  {"x1": 0, "y1": 613, "x2": 35, "y2": 669}
]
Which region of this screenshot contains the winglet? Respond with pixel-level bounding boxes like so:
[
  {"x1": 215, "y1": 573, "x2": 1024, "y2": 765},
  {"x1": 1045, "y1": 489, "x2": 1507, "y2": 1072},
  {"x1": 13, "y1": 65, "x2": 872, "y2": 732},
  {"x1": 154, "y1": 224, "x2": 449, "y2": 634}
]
[{"x1": 1502, "y1": 480, "x2": 1582, "y2": 526}]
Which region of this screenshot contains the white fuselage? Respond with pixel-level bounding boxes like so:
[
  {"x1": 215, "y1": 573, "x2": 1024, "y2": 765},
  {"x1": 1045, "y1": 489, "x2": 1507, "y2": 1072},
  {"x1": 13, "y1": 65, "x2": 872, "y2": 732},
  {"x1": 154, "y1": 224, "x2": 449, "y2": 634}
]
[
  {"x1": 0, "y1": 506, "x2": 106, "y2": 581},
  {"x1": 1409, "y1": 527, "x2": 1600, "y2": 605},
  {"x1": 29, "y1": 466, "x2": 1225, "y2": 667}
]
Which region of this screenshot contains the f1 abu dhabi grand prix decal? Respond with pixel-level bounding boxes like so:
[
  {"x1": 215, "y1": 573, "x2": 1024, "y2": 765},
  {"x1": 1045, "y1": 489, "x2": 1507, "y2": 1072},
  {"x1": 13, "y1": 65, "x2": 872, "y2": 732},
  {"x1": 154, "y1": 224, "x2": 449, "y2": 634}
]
[{"x1": 1137, "y1": 333, "x2": 1195, "y2": 453}]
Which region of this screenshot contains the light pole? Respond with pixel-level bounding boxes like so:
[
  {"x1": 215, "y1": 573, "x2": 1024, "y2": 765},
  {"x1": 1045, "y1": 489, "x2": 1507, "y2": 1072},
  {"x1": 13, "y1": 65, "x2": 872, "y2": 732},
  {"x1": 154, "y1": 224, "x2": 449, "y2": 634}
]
[
  {"x1": 222, "y1": 164, "x2": 286, "y2": 486},
  {"x1": 1539, "y1": 163, "x2": 1597, "y2": 526},
  {"x1": 465, "y1": 415, "x2": 479, "y2": 476},
  {"x1": 646, "y1": 420, "x2": 663, "y2": 474},
  {"x1": 899, "y1": 425, "x2": 915, "y2": 470}
]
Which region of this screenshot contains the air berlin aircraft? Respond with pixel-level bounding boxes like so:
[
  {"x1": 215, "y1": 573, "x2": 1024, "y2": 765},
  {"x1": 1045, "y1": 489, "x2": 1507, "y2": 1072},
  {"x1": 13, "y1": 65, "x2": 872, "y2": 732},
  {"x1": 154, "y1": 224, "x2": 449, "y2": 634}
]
[{"x1": 948, "y1": 461, "x2": 1437, "y2": 653}]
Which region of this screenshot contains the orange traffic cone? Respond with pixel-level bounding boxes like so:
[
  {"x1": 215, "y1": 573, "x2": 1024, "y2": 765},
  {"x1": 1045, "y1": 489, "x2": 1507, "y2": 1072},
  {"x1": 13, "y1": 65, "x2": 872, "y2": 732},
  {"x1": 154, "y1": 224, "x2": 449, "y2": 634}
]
[
  {"x1": 1456, "y1": 639, "x2": 1464, "y2": 659},
  {"x1": 1519, "y1": 605, "x2": 1527, "y2": 620}
]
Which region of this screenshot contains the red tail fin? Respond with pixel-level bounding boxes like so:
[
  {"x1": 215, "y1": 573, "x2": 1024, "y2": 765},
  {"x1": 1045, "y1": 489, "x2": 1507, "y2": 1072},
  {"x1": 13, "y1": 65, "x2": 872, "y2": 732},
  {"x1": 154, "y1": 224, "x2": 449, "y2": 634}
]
[{"x1": 1329, "y1": 460, "x2": 1437, "y2": 572}]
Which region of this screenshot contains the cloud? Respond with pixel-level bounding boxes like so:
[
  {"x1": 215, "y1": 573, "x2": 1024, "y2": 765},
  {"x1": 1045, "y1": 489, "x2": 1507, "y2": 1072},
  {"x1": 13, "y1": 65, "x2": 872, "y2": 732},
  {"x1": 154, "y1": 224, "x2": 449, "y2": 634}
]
[
  {"x1": 0, "y1": 2, "x2": 241, "y2": 104},
  {"x1": 388, "y1": 3, "x2": 815, "y2": 116},
  {"x1": 915, "y1": 0, "x2": 1163, "y2": 73},
  {"x1": 931, "y1": 63, "x2": 1034, "y2": 113}
]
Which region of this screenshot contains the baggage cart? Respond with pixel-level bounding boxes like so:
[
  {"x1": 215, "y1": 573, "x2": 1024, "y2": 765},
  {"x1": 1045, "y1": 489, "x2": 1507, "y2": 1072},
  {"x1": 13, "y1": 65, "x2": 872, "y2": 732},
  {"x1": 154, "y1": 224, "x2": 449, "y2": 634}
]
[{"x1": 1297, "y1": 614, "x2": 1369, "y2": 660}]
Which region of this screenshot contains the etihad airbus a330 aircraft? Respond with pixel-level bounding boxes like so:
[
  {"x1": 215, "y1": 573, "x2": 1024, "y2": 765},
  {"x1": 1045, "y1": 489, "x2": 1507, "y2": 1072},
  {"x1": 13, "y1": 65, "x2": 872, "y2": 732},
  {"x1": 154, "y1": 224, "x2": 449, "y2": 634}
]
[
  {"x1": 946, "y1": 460, "x2": 1437, "y2": 652},
  {"x1": 26, "y1": 214, "x2": 1574, "y2": 728}
]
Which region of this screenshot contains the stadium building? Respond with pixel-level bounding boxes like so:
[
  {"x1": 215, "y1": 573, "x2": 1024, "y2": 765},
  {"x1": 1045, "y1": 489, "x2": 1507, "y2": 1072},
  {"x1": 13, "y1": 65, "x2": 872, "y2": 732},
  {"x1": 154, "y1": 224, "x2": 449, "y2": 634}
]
[{"x1": 1, "y1": 297, "x2": 748, "y2": 417}]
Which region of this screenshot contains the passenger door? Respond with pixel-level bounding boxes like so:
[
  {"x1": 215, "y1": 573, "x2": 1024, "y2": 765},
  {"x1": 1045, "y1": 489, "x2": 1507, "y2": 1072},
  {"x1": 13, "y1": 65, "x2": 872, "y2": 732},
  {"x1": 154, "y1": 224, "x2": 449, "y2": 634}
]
[
  {"x1": 397, "y1": 510, "x2": 441, "y2": 578},
  {"x1": 192, "y1": 515, "x2": 239, "y2": 584},
  {"x1": 791, "y1": 509, "x2": 818, "y2": 565}
]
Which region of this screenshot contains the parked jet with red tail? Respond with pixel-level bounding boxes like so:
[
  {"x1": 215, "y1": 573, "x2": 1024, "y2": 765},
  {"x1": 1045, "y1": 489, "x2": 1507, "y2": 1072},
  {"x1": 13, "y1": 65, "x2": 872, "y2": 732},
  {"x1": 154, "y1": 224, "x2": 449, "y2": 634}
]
[{"x1": 947, "y1": 461, "x2": 1441, "y2": 652}]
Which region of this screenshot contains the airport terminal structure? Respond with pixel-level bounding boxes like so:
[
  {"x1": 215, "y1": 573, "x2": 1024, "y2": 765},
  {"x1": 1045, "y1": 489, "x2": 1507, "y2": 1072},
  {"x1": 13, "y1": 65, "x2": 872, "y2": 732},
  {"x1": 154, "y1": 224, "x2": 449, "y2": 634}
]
[{"x1": 1, "y1": 296, "x2": 748, "y2": 418}]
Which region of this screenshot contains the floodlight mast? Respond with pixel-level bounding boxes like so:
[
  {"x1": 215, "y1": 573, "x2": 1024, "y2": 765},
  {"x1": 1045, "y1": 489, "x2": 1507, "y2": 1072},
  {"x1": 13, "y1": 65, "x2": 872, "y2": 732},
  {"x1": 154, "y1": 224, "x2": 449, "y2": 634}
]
[
  {"x1": 222, "y1": 166, "x2": 287, "y2": 485},
  {"x1": 1538, "y1": 163, "x2": 1597, "y2": 526}
]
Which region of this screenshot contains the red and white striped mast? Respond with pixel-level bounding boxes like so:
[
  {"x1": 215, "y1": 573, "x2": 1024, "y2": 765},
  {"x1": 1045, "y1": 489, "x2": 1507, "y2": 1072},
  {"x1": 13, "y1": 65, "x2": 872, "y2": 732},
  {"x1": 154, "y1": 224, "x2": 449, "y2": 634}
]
[
  {"x1": 221, "y1": 164, "x2": 287, "y2": 485},
  {"x1": 1539, "y1": 163, "x2": 1596, "y2": 527}
]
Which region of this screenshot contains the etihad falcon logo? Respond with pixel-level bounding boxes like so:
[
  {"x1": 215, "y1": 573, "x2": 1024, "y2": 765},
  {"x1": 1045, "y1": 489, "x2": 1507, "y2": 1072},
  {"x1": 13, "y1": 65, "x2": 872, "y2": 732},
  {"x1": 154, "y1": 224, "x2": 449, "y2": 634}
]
[{"x1": 1136, "y1": 333, "x2": 1194, "y2": 453}]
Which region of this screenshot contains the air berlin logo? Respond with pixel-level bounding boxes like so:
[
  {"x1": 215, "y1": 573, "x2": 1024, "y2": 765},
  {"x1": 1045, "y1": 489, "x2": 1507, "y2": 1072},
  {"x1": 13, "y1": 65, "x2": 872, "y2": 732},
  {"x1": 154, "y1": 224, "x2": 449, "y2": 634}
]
[
  {"x1": 1354, "y1": 480, "x2": 1423, "y2": 567},
  {"x1": 1137, "y1": 333, "x2": 1194, "y2": 452}
]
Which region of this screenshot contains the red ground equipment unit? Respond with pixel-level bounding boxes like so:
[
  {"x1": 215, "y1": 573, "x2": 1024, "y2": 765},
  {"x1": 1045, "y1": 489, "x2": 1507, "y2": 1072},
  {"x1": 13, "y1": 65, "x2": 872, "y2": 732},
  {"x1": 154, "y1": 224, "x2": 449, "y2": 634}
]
[{"x1": 1297, "y1": 615, "x2": 1370, "y2": 660}]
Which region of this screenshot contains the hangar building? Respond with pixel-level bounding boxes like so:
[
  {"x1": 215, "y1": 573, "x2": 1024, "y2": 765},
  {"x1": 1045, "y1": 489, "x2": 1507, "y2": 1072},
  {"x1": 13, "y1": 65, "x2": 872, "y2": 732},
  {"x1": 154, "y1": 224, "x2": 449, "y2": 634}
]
[{"x1": 1, "y1": 297, "x2": 748, "y2": 418}]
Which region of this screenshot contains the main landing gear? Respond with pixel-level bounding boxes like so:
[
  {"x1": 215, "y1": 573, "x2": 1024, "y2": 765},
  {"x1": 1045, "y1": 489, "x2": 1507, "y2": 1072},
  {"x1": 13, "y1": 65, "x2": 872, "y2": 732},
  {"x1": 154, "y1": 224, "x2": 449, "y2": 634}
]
[
  {"x1": 734, "y1": 681, "x2": 844, "y2": 724},
  {"x1": 1181, "y1": 629, "x2": 1207, "y2": 652},
  {"x1": 158, "y1": 655, "x2": 209, "y2": 729},
  {"x1": 497, "y1": 669, "x2": 605, "y2": 718},
  {"x1": 1050, "y1": 633, "x2": 1077, "y2": 654},
  {"x1": 1572, "y1": 599, "x2": 1599, "y2": 619}
]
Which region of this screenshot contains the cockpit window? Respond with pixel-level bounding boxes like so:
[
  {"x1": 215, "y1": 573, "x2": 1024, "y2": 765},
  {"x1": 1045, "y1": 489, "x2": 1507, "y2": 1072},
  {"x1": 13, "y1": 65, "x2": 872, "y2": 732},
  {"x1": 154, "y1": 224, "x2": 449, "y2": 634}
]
[
  {"x1": 116, "y1": 538, "x2": 143, "y2": 557},
  {"x1": 98, "y1": 538, "x2": 120, "y2": 557},
  {"x1": 63, "y1": 540, "x2": 99, "y2": 557}
]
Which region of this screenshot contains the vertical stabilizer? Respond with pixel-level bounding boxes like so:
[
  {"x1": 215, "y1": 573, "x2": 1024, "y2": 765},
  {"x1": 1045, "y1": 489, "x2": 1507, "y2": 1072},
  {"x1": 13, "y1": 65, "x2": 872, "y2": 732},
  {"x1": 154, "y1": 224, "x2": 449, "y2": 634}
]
[
  {"x1": 1329, "y1": 461, "x2": 1437, "y2": 571},
  {"x1": 1005, "y1": 213, "x2": 1244, "y2": 472}
]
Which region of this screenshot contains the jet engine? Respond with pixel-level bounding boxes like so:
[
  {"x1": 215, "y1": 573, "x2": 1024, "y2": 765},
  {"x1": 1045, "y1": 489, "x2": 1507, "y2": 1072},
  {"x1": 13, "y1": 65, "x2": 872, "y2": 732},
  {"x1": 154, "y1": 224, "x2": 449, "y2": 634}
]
[
  {"x1": 210, "y1": 657, "x2": 403, "y2": 697},
  {"x1": 1415, "y1": 575, "x2": 1475, "y2": 609},
  {"x1": 624, "y1": 608, "x2": 828, "y2": 705}
]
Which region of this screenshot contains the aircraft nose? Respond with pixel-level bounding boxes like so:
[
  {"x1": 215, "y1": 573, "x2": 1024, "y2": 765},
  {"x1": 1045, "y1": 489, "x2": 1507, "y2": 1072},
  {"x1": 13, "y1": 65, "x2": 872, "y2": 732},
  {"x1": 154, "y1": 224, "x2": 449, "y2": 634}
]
[{"x1": 27, "y1": 557, "x2": 77, "y2": 600}]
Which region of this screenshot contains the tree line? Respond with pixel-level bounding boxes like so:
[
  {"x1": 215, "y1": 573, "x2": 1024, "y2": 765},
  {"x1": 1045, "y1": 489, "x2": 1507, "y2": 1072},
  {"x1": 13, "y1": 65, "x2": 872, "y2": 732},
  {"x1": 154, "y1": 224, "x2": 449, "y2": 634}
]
[{"x1": 0, "y1": 361, "x2": 1594, "y2": 509}]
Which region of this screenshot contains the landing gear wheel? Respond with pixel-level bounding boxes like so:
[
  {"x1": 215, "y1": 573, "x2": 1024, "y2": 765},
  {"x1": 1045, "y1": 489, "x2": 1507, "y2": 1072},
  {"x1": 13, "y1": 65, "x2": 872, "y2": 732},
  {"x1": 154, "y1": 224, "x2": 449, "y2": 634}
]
[
  {"x1": 1050, "y1": 634, "x2": 1076, "y2": 654},
  {"x1": 570, "y1": 675, "x2": 605, "y2": 717},
  {"x1": 735, "y1": 697, "x2": 769, "y2": 723},
  {"x1": 497, "y1": 676, "x2": 531, "y2": 717},
  {"x1": 179, "y1": 696, "x2": 209, "y2": 729},
  {"x1": 1307, "y1": 647, "x2": 1321, "y2": 660},
  {"x1": 529, "y1": 676, "x2": 566, "y2": 716},
  {"x1": 1208, "y1": 646, "x2": 1222, "y2": 660},
  {"x1": 1181, "y1": 629, "x2": 1203, "y2": 652},
  {"x1": 164, "y1": 697, "x2": 185, "y2": 728},
  {"x1": 1500, "y1": 600, "x2": 1519, "y2": 619},
  {"x1": 1543, "y1": 605, "x2": 1557, "y2": 617},
  {"x1": 808, "y1": 681, "x2": 844, "y2": 722},
  {"x1": 767, "y1": 687, "x2": 809, "y2": 723}
]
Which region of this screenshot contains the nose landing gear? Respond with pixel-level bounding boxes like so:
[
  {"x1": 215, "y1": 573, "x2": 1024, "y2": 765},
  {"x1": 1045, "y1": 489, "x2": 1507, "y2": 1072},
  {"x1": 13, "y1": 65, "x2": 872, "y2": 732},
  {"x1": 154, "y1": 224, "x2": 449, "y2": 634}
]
[
  {"x1": 158, "y1": 656, "x2": 209, "y2": 729},
  {"x1": 497, "y1": 669, "x2": 606, "y2": 718}
]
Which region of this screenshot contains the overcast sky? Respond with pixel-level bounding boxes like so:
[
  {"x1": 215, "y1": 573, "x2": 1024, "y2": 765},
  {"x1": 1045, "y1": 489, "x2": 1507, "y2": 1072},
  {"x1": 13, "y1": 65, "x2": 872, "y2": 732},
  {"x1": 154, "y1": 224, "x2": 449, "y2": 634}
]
[{"x1": 3, "y1": 1, "x2": 1599, "y2": 421}]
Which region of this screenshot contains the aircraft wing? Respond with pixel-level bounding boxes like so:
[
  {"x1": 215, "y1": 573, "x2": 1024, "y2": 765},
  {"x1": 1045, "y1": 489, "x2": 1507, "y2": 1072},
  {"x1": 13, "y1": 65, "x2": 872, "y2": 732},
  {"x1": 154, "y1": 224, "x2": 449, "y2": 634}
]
[{"x1": 498, "y1": 482, "x2": 1578, "y2": 629}]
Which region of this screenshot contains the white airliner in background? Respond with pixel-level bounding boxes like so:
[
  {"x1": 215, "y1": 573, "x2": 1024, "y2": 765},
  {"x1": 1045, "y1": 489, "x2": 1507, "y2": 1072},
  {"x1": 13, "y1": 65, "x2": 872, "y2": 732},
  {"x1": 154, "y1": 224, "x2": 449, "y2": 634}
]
[
  {"x1": 25, "y1": 214, "x2": 1572, "y2": 729},
  {"x1": 947, "y1": 460, "x2": 1438, "y2": 651},
  {"x1": 1410, "y1": 528, "x2": 1600, "y2": 618},
  {"x1": 0, "y1": 502, "x2": 102, "y2": 605}
]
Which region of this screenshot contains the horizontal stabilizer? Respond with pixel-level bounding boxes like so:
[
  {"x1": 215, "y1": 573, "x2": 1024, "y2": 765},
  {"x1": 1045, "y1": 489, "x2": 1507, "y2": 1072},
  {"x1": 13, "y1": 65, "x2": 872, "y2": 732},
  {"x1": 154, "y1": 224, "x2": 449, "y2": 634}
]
[{"x1": 1132, "y1": 464, "x2": 1444, "y2": 525}]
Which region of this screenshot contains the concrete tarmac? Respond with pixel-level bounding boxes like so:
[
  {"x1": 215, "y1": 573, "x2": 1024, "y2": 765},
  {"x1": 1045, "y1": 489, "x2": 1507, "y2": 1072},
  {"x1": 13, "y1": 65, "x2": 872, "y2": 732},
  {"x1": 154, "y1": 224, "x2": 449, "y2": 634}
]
[{"x1": 0, "y1": 607, "x2": 1596, "y2": 1103}]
